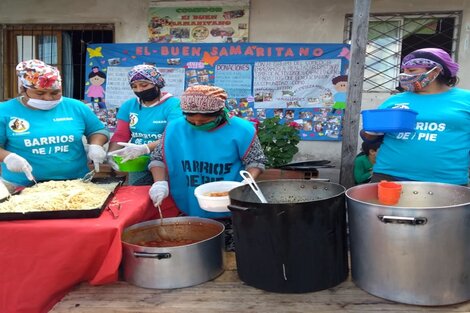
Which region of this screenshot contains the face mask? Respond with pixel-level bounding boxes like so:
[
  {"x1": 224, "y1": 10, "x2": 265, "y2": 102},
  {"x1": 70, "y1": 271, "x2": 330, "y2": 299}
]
[
  {"x1": 186, "y1": 114, "x2": 224, "y2": 131},
  {"x1": 134, "y1": 87, "x2": 160, "y2": 102},
  {"x1": 398, "y1": 67, "x2": 439, "y2": 92},
  {"x1": 25, "y1": 96, "x2": 63, "y2": 110}
]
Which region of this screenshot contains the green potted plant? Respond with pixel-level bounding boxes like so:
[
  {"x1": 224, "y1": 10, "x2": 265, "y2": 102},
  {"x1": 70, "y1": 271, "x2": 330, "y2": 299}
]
[{"x1": 256, "y1": 116, "x2": 301, "y2": 169}]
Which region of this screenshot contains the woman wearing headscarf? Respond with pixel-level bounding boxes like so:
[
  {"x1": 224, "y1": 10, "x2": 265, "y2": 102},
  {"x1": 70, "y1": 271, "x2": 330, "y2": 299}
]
[
  {"x1": 0, "y1": 59, "x2": 109, "y2": 191},
  {"x1": 107, "y1": 64, "x2": 182, "y2": 186},
  {"x1": 361, "y1": 48, "x2": 470, "y2": 185},
  {"x1": 148, "y1": 85, "x2": 267, "y2": 250}
]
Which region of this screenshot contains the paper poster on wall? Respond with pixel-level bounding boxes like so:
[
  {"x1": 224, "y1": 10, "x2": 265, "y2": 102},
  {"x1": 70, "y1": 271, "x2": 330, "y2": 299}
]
[
  {"x1": 85, "y1": 42, "x2": 350, "y2": 140},
  {"x1": 148, "y1": 5, "x2": 249, "y2": 43}
]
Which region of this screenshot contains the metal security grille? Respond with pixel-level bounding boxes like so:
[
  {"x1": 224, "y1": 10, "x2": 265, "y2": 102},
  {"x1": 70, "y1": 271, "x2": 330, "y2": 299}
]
[
  {"x1": 345, "y1": 11, "x2": 461, "y2": 93},
  {"x1": 1, "y1": 24, "x2": 114, "y2": 100}
]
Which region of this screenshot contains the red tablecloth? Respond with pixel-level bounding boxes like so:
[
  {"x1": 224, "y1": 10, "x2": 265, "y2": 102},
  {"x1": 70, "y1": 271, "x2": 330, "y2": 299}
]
[{"x1": 0, "y1": 186, "x2": 179, "y2": 313}]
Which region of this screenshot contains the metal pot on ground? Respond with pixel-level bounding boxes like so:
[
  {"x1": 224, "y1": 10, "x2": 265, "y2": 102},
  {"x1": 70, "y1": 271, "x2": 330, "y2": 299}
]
[
  {"x1": 121, "y1": 216, "x2": 225, "y2": 289},
  {"x1": 228, "y1": 179, "x2": 348, "y2": 293},
  {"x1": 346, "y1": 182, "x2": 470, "y2": 305}
]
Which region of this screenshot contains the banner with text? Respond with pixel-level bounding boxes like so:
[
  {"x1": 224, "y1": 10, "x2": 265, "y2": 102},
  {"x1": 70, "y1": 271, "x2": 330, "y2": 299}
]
[{"x1": 85, "y1": 42, "x2": 350, "y2": 141}]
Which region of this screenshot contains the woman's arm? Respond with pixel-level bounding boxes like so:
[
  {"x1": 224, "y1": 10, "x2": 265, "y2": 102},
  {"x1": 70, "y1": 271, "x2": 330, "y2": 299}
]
[
  {"x1": 88, "y1": 133, "x2": 108, "y2": 146},
  {"x1": 0, "y1": 147, "x2": 11, "y2": 162},
  {"x1": 108, "y1": 119, "x2": 132, "y2": 152},
  {"x1": 243, "y1": 137, "x2": 267, "y2": 180}
]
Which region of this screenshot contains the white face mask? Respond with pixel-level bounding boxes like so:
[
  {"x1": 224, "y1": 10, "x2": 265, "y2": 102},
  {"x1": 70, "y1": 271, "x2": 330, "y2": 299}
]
[{"x1": 25, "y1": 97, "x2": 63, "y2": 110}]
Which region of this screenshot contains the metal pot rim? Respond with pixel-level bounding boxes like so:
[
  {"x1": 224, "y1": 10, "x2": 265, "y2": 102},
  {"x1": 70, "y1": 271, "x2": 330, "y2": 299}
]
[
  {"x1": 122, "y1": 216, "x2": 225, "y2": 250},
  {"x1": 346, "y1": 181, "x2": 470, "y2": 209}
]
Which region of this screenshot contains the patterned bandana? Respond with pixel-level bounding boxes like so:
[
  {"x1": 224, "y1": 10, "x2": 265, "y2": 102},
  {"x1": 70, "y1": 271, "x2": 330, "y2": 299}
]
[
  {"x1": 127, "y1": 64, "x2": 165, "y2": 88},
  {"x1": 401, "y1": 58, "x2": 443, "y2": 71},
  {"x1": 180, "y1": 85, "x2": 228, "y2": 113},
  {"x1": 16, "y1": 59, "x2": 62, "y2": 90},
  {"x1": 401, "y1": 48, "x2": 459, "y2": 77}
]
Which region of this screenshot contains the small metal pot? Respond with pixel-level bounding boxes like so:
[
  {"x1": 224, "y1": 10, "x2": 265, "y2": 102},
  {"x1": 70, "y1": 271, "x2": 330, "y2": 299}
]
[
  {"x1": 121, "y1": 216, "x2": 225, "y2": 289},
  {"x1": 346, "y1": 182, "x2": 470, "y2": 305}
]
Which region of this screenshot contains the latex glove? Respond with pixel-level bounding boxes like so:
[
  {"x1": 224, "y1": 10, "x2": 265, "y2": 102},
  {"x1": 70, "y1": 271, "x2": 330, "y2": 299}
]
[
  {"x1": 87, "y1": 144, "x2": 107, "y2": 172},
  {"x1": 149, "y1": 181, "x2": 169, "y2": 207},
  {"x1": 107, "y1": 142, "x2": 150, "y2": 163},
  {"x1": 106, "y1": 155, "x2": 120, "y2": 171},
  {"x1": 3, "y1": 153, "x2": 35, "y2": 181}
]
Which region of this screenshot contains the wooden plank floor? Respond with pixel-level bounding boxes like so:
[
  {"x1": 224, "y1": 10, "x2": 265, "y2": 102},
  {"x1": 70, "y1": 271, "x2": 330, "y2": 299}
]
[{"x1": 52, "y1": 253, "x2": 470, "y2": 313}]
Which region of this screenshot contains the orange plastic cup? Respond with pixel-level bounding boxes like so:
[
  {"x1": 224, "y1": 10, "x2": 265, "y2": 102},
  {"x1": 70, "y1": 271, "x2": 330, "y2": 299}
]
[{"x1": 377, "y1": 181, "x2": 402, "y2": 205}]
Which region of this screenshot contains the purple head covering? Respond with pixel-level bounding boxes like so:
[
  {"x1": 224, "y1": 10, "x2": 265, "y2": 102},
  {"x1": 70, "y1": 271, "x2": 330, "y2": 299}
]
[
  {"x1": 127, "y1": 64, "x2": 165, "y2": 88},
  {"x1": 401, "y1": 48, "x2": 459, "y2": 77}
]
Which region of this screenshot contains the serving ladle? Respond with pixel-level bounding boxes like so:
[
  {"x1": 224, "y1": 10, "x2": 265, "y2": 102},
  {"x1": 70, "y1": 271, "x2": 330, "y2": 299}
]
[
  {"x1": 239, "y1": 170, "x2": 268, "y2": 203},
  {"x1": 156, "y1": 204, "x2": 171, "y2": 240}
]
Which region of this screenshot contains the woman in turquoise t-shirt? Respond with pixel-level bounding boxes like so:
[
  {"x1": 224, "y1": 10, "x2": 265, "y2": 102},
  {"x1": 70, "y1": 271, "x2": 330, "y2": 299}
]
[
  {"x1": 108, "y1": 64, "x2": 182, "y2": 185},
  {"x1": 361, "y1": 48, "x2": 470, "y2": 185},
  {"x1": 0, "y1": 59, "x2": 109, "y2": 191}
]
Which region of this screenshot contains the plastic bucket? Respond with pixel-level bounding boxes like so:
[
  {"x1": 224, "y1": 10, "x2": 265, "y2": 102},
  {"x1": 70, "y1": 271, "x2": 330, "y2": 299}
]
[{"x1": 362, "y1": 109, "x2": 418, "y2": 132}]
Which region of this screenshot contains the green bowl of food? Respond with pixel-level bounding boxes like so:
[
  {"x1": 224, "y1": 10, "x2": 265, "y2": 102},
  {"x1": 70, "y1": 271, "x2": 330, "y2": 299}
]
[{"x1": 113, "y1": 155, "x2": 150, "y2": 172}]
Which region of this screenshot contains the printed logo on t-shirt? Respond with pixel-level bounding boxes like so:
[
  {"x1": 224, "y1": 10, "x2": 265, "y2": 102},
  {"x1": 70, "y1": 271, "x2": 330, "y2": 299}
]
[
  {"x1": 390, "y1": 103, "x2": 410, "y2": 109},
  {"x1": 9, "y1": 117, "x2": 29, "y2": 133},
  {"x1": 129, "y1": 113, "x2": 138, "y2": 127}
]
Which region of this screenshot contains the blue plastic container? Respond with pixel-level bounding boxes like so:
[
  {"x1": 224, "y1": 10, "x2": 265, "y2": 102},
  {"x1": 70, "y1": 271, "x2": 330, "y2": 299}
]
[{"x1": 361, "y1": 109, "x2": 418, "y2": 132}]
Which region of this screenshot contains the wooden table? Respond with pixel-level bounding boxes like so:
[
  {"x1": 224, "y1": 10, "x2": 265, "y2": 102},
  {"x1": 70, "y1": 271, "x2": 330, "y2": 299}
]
[
  {"x1": 0, "y1": 186, "x2": 178, "y2": 313},
  {"x1": 51, "y1": 252, "x2": 470, "y2": 313}
]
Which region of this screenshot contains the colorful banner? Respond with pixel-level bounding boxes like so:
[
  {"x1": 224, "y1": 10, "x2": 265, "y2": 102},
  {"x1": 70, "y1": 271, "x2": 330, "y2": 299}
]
[
  {"x1": 148, "y1": 5, "x2": 249, "y2": 43},
  {"x1": 85, "y1": 42, "x2": 350, "y2": 141}
]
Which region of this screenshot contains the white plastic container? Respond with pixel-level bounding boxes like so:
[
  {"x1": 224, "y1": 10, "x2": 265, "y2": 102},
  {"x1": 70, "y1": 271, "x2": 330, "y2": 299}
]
[{"x1": 194, "y1": 181, "x2": 243, "y2": 212}]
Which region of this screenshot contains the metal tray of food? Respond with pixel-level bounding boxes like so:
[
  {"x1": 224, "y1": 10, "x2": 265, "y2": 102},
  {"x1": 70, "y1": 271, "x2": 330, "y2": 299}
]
[{"x1": 0, "y1": 177, "x2": 125, "y2": 221}]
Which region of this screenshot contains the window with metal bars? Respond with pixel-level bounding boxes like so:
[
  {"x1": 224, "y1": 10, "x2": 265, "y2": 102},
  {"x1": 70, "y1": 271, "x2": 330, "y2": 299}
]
[
  {"x1": 1, "y1": 24, "x2": 114, "y2": 101},
  {"x1": 345, "y1": 11, "x2": 461, "y2": 93}
]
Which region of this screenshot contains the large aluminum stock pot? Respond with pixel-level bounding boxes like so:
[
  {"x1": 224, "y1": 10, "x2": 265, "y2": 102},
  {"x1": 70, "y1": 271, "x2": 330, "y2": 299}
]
[
  {"x1": 346, "y1": 182, "x2": 470, "y2": 305},
  {"x1": 121, "y1": 216, "x2": 225, "y2": 289}
]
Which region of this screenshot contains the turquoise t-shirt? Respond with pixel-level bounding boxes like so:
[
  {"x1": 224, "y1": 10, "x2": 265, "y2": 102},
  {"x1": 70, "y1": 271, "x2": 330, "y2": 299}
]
[
  {"x1": 163, "y1": 116, "x2": 256, "y2": 218},
  {"x1": 116, "y1": 96, "x2": 182, "y2": 145},
  {"x1": 374, "y1": 88, "x2": 470, "y2": 184},
  {"x1": 0, "y1": 97, "x2": 109, "y2": 186}
]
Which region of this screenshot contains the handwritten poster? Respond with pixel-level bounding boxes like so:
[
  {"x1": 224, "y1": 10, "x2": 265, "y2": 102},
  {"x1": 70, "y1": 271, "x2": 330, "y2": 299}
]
[
  {"x1": 215, "y1": 64, "x2": 252, "y2": 98},
  {"x1": 85, "y1": 42, "x2": 350, "y2": 140}
]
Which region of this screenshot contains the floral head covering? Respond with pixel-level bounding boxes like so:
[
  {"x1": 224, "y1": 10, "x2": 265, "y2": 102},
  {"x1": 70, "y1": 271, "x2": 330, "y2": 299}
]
[
  {"x1": 401, "y1": 48, "x2": 459, "y2": 78},
  {"x1": 180, "y1": 85, "x2": 227, "y2": 113},
  {"x1": 127, "y1": 64, "x2": 165, "y2": 88},
  {"x1": 16, "y1": 59, "x2": 62, "y2": 90}
]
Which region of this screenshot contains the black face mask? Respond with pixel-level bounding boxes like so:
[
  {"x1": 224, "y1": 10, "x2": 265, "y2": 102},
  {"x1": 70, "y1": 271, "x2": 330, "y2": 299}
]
[{"x1": 134, "y1": 87, "x2": 160, "y2": 102}]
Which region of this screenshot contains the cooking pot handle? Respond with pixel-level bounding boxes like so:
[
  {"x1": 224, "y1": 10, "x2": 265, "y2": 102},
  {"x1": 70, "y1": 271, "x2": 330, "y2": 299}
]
[
  {"x1": 227, "y1": 204, "x2": 252, "y2": 212},
  {"x1": 133, "y1": 252, "x2": 172, "y2": 259},
  {"x1": 378, "y1": 215, "x2": 427, "y2": 225}
]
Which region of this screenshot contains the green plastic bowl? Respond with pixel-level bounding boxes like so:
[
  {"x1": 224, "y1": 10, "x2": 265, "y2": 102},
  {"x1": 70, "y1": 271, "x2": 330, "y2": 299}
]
[{"x1": 113, "y1": 155, "x2": 150, "y2": 172}]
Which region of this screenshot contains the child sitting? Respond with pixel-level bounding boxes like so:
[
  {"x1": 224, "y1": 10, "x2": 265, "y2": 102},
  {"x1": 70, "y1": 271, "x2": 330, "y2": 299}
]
[{"x1": 354, "y1": 141, "x2": 381, "y2": 184}]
